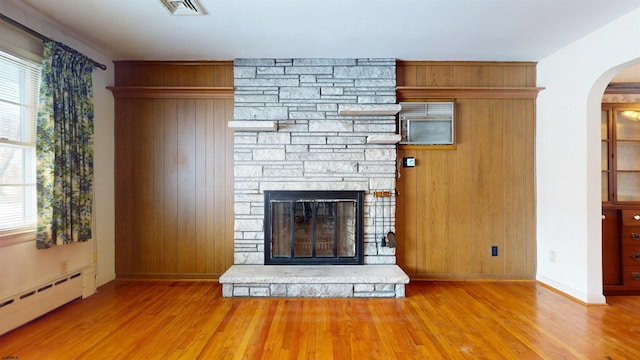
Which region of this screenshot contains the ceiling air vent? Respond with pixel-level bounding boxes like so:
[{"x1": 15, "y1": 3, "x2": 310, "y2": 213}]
[{"x1": 159, "y1": 0, "x2": 206, "y2": 15}]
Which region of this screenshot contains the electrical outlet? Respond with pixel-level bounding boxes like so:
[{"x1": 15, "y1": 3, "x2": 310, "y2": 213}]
[
  {"x1": 550, "y1": 250, "x2": 556, "y2": 263},
  {"x1": 491, "y1": 246, "x2": 498, "y2": 257}
]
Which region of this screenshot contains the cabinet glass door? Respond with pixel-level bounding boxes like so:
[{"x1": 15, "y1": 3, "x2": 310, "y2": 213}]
[
  {"x1": 616, "y1": 109, "x2": 640, "y2": 202},
  {"x1": 602, "y1": 109, "x2": 610, "y2": 202}
]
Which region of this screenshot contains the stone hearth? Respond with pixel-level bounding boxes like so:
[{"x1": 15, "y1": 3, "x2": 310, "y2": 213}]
[{"x1": 220, "y1": 265, "x2": 409, "y2": 298}]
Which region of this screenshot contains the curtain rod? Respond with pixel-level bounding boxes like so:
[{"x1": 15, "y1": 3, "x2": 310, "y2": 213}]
[{"x1": 0, "y1": 13, "x2": 107, "y2": 70}]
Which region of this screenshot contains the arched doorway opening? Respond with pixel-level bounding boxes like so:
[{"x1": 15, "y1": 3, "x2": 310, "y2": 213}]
[{"x1": 595, "y1": 61, "x2": 640, "y2": 296}]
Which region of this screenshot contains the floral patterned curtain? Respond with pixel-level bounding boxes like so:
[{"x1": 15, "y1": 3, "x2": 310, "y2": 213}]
[{"x1": 36, "y1": 40, "x2": 95, "y2": 249}]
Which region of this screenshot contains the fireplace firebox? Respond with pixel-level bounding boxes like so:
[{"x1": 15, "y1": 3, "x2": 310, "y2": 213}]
[{"x1": 264, "y1": 190, "x2": 364, "y2": 265}]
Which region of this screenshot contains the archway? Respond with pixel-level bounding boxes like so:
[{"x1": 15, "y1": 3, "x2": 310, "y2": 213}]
[
  {"x1": 536, "y1": 6, "x2": 640, "y2": 303},
  {"x1": 590, "y1": 60, "x2": 640, "y2": 296}
]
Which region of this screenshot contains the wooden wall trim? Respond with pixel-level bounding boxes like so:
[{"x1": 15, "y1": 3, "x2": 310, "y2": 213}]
[
  {"x1": 397, "y1": 60, "x2": 538, "y2": 67},
  {"x1": 396, "y1": 86, "x2": 544, "y2": 100},
  {"x1": 107, "y1": 86, "x2": 234, "y2": 99}
]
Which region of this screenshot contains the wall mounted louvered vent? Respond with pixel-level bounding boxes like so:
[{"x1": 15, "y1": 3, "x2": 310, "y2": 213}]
[
  {"x1": 159, "y1": 0, "x2": 206, "y2": 15},
  {"x1": 399, "y1": 102, "x2": 455, "y2": 145}
]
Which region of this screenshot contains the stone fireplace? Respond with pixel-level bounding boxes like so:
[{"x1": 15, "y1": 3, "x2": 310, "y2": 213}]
[{"x1": 219, "y1": 58, "x2": 409, "y2": 297}]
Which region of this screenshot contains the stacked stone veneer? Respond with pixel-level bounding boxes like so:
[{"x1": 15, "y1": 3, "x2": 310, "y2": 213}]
[
  {"x1": 219, "y1": 265, "x2": 408, "y2": 298},
  {"x1": 232, "y1": 58, "x2": 399, "y2": 267}
]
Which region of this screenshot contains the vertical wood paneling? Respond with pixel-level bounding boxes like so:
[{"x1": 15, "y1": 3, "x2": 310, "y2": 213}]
[
  {"x1": 453, "y1": 65, "x2": 474, "y2": 87},
  {"x1": 396, "y1": 61, "x2": 537, "y2": 88},
  {"x1": 138, "y1": 100, "x2": 155, "y2": 273},
  {"x1": 455, "y1": 100, "x2": 473, "y2": 275},
  {"x1": 419, "y1": 149, "x2": 456, "y2": 274},
  {"x1": 177, "y1": 99, "x2": 196, "y2": 273},
  {"x1": 224, "y1": 99, "x2": 235, "y2": 270},
  {"x1": 113, "y1": 61, "x2": 234, "y2": 278},
  {"x1": 126, "y1": 99, "x2": 137, "y2": 274},
  {"x1": 502, "y1": 100, "x2": 516, "y2": 274},
  {"x1": 205, "y1": 99, "x2": 216, "y2": 274},
  {"x1": 114, "y1": 99, "x2": 130, "y2": 273},
  {"x1": 162, "y1": 99, "x2": 179, "y2": 274},
  {"x1": 414, "y1": 153, "x2": 427, "y2": 273},
  {"x1": 489, "y1": 66, "x2": 505, "y2": 86},
  {"x1": 396, "y1": 61, "x2": 536, "y2": 279},
  {"x1": 398, "y1": 64, "x2": 414, "y2": 87},
  {"x1": 212, "y1": 98, "x2": 235, "y2": 274},
  {"x1": 130, "y1": 100, "x2": 145, "y2": 273},
  {"x1": 511, "y1": 100, "x2": 527, "y2": 274},
  {"x1": 212, "y1": 99, "x2": 227, "y2": 273},
  {"x1": 487, "y1": 100, "x2": 505, "y2": 274},
  {"x1": 415, "y1": 66, "x2": 428, "y2": 87},
  {"x1": 113, "y1": 61, "x2": 234, "y2": 87},
  {"x1": 153, "y1": 100, "x2": 165, "y2": 272},
  {"x1": 524, "y1": 100, "x2": 537, "y2": 274},
  {"x1": 396, "y1": 149, "x2": 417, "y2": 275},
  {"x1": 163, "y1": 65, "x2": 179, "y2": 86},
  {"x1": 421, "y1": 151, "x2": 435, "y2": 273},
  {"x1": 194, "y1": 100, "x2": 207, "y2": 273},
  {"x1": 470, "y1": 98, "x2": 490, "y2": 274}
]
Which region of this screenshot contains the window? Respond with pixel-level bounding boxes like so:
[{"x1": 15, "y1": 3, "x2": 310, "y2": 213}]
[
  {"x1": 399, "y1": 101, "x2": 455, "y2": 146},
  {"x1": 0, "y1": 50, "x2": 40, "y2": 240}
]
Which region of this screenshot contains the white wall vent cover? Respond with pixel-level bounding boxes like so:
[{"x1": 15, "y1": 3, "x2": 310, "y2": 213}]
[
  {"x1": 399, "y1": 102, "x2": 454, "y2": 119},
  {"x1": 159, "y1": 0, "x2": 206, "y2": 15}
]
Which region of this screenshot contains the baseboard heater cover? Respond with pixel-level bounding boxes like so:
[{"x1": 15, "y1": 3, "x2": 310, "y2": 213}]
[{"x1": 0, "y1": 270, "x2": 86, "y2": 336}]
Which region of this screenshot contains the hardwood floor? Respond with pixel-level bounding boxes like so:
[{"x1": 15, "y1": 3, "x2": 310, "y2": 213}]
[{"x1": 0, "y1": 280, "x2": 638, "y2": 359}]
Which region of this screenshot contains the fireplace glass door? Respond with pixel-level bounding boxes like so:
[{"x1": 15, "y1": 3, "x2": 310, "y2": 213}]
[{"x1": 265, "y1": 191, "x2": 364, "y2": 265}]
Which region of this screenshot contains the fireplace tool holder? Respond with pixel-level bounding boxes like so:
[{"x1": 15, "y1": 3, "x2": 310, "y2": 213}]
[{"x1": 373, "y1": 190, "x2": 397, "y2": 248}]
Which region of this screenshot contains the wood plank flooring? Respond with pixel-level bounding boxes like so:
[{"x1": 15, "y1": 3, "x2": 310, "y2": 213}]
[{"x1": 0, "y1": 280, "x2": 639, "y2": 359}]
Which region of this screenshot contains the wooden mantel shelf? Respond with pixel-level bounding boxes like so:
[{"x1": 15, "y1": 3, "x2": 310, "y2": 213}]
[
  {"x1": 107, "y1": 86, "x2": 234, "y2": 98},
  {"x1": 396, "y1": 86, "x2": 545, "y2": 99}
]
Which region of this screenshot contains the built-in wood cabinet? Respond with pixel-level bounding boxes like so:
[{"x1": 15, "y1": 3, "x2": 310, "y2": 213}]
[
  {"x1": 620, "y1": 211, "x2": 640, "y2": 290},
  {"x1": 602, "y1": 209, "x2": 620, "y2": 287},
  {"x1": 602, "y1": 104, "x2": 640, "y2": 295}
]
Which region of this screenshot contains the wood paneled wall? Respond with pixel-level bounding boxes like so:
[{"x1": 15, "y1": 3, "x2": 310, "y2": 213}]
[
  {"x1": 396, "y1": 61, "x2": 537, "y2": 279},
  {"x1": 110, "y1": 60, "x2": 536, "y2": 280},
  {"x1": 112, "y1": 61, "x2": 234, "y2": 278}
]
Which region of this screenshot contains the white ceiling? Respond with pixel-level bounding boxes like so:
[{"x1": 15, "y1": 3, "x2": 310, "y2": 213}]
[{"x1": 14, "y1": 0, "x2": 640, "y2": 62}]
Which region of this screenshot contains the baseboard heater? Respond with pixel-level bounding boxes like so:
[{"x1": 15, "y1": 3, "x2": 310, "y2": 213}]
[{"x1": 0, "y1": 269, "x2": 87, "y2": 336}]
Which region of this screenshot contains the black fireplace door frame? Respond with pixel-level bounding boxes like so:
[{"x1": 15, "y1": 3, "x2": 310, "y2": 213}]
[{"x1": 264, "y1": 190, "x2": 365, "y2": 265}]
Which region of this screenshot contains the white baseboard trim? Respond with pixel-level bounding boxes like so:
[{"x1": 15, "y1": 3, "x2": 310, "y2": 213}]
[{"x1": 537, "y1": 275, "x2": 607, "y2": 305}]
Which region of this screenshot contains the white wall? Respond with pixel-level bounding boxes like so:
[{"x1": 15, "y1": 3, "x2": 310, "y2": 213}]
[
  {"x1": 0, "y1": 1, "x2": 115, "y2": 300},
  {"x1": 537, "y1": 8, "x2": 640, "y2": 303}
]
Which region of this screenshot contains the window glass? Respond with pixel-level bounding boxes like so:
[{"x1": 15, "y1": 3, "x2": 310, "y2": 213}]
[{"x1": 0, "y1": 50, "x2": 40, "y2": 237}]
